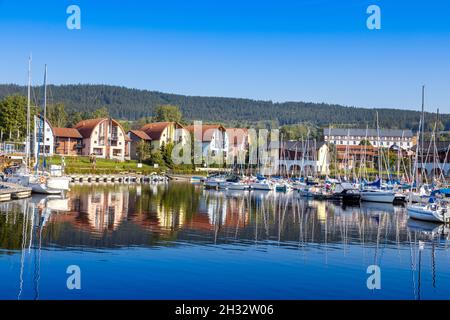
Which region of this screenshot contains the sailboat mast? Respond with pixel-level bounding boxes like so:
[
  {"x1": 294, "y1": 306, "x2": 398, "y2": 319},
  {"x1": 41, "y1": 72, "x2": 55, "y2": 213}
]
[
  {"x1": 421, "y1": 85, "x2": 425, "y2": 170},
  {"x1": 26, "y1": 56, "x2": 32, "y2": 171},
  {"x1": 376, "y1": 111, "x2": 382, "y2": 183},
  {"x1": 42, "y1": 65, "x2": 47, "y2": 162}
]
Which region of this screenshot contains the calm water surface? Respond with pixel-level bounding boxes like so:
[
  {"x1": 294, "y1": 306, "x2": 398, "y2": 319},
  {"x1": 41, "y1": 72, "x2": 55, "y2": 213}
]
[{"x1": 0, "y1": 182, "x2": 449, "y2": 300}]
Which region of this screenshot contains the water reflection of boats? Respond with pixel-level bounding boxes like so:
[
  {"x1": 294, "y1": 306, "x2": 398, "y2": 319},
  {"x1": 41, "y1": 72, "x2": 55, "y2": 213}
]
[
  {"x1": 31, "y1": 194, "x2": 69, "y2": 212},
  {"x1": 407, "y1": 219, "x2": 450, "y2": 237},
  {"x1": 360, "y1": 201, "x2": 397, "y2": 214}
]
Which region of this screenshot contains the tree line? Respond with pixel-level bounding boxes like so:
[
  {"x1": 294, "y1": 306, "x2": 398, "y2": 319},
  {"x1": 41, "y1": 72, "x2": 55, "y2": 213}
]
[{"x1": 1, "y1": 84, "x2": 447, "y2": 132}]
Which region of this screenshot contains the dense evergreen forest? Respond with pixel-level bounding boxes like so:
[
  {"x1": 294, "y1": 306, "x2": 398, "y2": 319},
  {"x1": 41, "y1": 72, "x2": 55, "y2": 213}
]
[{"x1": 0, "y1": 84, "x2": 446, "y2": 131}]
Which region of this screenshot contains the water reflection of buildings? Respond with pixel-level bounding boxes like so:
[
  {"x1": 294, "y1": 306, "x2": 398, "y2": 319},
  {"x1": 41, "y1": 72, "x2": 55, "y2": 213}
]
[{"x1": 63, "y1": 188, "x2": 130, "y2": 233}]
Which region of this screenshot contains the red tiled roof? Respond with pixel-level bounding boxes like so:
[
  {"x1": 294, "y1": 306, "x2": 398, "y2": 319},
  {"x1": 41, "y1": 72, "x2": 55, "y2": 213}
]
[
  {"x1": 129, "y1": 130, "x2": 152, "y2": 141},
  {"x1": 186, "y1": 124, "x2": 226, "y2": 142},
  {"x1": 53, "y1": 127, "x2": 82, "y2": 139},
  {"x1": 74, "y1": 118, "x2": 129, "y2": 141},
  {"x1": 74, "y1": 118, "x2": 106, "y2": 138},
  {"x1": 140, "y1": 122, "x2": 180, "y2": 141}
]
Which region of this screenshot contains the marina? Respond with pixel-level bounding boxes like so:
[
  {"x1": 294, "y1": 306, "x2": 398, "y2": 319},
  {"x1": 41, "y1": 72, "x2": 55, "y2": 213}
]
[{"x1": 0, "y1": 182, "x2": 449, "y2": 300}]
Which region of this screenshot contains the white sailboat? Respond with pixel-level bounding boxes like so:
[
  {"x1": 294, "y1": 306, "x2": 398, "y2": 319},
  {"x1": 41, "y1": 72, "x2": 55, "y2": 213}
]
[
  {"x1": 7, "y1": 61, "x2": 70, "y2": 194},
  {"x1": 407, "y1": 200, "x2": 450, "y2": 223},
  {"x1": 360, "y1": 112, "x2": 399, "y2": 203}
]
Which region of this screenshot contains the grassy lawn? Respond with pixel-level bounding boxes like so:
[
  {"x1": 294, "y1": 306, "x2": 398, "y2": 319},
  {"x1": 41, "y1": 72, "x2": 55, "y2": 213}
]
[{"x1": 46, "y1": 156, "x2": 162, "y2": 175}]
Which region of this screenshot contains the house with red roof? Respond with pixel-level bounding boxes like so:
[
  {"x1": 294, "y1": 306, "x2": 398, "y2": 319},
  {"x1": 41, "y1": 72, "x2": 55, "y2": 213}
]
[
  {"x1": 128, "y1": 122, "x2": 189, "y2": 160},
  {"x1": 74, "y1": 118, "x2": 131, "y2": 160},
  {"x1": 186, "y1": 124, "x2": 229, "y2": 160},
  {"x1": 53, "y1": 127, "x2": 83, "y2": 156}
]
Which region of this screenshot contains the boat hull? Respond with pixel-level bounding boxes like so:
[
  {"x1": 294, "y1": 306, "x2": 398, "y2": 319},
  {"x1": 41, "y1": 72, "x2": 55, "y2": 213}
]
[
  {"x1": 361, "y1": 191, "x2": 395, "y2": 203},
  {"x1": 407, "y1": 205, "x2": 449, "y2": 223}
]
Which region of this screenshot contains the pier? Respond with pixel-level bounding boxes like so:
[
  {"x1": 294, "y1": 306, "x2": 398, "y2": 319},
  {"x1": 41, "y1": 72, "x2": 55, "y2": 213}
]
[
  {"x1": 68, "y1": 174, "x2": 168, "y2": 184},
  {"x1": 0, "y1": 182, "x2": 32, "y2": 202}
]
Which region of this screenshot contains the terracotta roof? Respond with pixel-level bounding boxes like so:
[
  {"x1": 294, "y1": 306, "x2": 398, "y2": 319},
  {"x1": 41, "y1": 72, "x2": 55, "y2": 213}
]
[
  {"x1": 186, "y1": 124, "x2": 226, "y2": 142},
  {"x1": 140, "y1": 122, "x2": 173, "y2": 141},
  {"x1": 74, "y1": 118, "x2": 106, "y2": 138},
  {"x1": 53, "y1": 128, "x2": 82, "y2": 139},
  {"x1": 129, "y1": 130, "x2": 152, "y2": 141},
  {"x1": 74, "y1": 118, "x2": 129, "y2": 141}
]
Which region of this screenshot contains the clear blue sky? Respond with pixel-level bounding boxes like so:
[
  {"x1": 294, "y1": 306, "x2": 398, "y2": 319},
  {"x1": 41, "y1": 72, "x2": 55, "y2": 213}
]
[{"x1": 1, "y1": 0, "x2": 449, "y2": 112}]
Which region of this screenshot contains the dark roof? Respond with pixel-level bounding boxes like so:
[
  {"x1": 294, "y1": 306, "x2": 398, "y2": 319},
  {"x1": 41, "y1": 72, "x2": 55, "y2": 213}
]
[
  {"x1": 324, "y1": 128, "x2": 413, "y2": 138},
  {"x1": 53, "y1": 128, "x2": 82, "y2": 139}
]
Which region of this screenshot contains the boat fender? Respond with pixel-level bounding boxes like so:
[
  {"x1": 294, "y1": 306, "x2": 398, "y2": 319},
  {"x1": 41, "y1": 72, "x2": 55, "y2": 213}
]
[{"x1": 39, "y1": 176, "x2": 46, "y2": 184}]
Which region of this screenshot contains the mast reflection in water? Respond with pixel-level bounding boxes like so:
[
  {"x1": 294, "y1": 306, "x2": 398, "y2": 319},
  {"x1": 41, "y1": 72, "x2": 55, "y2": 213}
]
[{"x1": 0, "y1": 183, "x2": 449, "y2": 299}]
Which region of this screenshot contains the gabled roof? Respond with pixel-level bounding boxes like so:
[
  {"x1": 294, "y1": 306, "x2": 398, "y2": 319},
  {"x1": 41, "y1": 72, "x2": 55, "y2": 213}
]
[
  {"x1": 53, "y1": 127, "x2": 82, "y2": 139},
  {"x1": 140, "y1": 122, "x2": 182, "y2": 141},
  {"x1": 129, "y1": 130, "x2": 152, "y2": 141},
  {"x1": 186, "y1": 124, "x2": 226, "y2": 142}
]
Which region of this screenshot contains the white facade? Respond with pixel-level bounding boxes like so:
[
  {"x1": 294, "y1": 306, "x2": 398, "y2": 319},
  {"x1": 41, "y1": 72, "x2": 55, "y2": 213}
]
[
  {"x1": 324, "y1": 128, "x2": 414, "y2": 150},
  {"x1": 33, "y1": 115, "x2": 54, "y2": 158},
  {"x1": 202, "y1": 130, "x2": 229, "y2": 158}
]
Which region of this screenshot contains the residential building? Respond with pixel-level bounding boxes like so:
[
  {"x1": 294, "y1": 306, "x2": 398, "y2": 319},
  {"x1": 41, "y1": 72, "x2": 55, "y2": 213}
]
[
  {"x1": 139, "y1": 122, "x2": 189, "y2": 150},
  {"x1": 33, "y1": 115, "x2": 54, "y2": 158},
  {"x1": 324, "y1": 128, "x2": 415, "y2": 150},
  {"x1": 226, "y1": 128, "x2": 249, "y2": 164},
  {"x1": 335, "y1": 144, "x2": 378, "y2": 171},
  {"x1": 279, "y1": 140, "x2": 330, "y2": 176},
  {"x1": 74, "y1": 118, "x2": 130, "y2": 160},
  {"x1": 412, "y1": 141, "x2": 450, "y2": 176},
  {"x1": 53, "y1": 128, "x2": 83, "y2": 156},
  {"x1": 186, "y1": 124, "x2": 229, "y2": 159},
  {"x1": 128, "y1": 130, "x2": 152, "y2": 161}
]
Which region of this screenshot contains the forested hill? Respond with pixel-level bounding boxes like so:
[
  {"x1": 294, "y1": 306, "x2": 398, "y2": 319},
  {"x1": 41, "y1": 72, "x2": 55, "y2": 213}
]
[{"x1": 0, "y1": 84, "x2": 445, "y2": 130}]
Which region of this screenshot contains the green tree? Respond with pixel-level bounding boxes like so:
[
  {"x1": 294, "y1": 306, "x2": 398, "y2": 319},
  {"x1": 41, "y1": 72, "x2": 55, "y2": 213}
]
[
  {"x1": 162, "y1": 142, "x2": 174, "y2": 167},
  {"x1": 47, "y1": 103, "x2": 68, "y2": 127},
  {"x1": 91, "y1": 107, "x2": 109, "y2": 119},
  {"x1": 359, "y1": 139, "x2": 372, "y2": 146},
  {"x1": 68, "y1": 112, "x2": 84, "y2": 127},
  {"x1": 136, "y1": 140, "x2": 151, "y2": 162},
  {"x1": 118, "y1": 120, "x2": 131, "y2": 133},
  {"x1": 0, "y1": 95, "x2": 29, "y2": 141},
  {"x1": 154, "y1": 105, "x2": 182, "y2": 123}
]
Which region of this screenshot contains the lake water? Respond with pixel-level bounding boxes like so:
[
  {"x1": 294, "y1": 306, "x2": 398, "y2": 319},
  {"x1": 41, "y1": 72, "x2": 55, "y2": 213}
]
[{"x1": 0, "y1": 182, "x2": 449, "y2": 300}]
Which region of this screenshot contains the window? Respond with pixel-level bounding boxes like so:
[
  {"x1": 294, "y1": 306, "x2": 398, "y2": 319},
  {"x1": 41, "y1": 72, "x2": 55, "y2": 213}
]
[{"x1": 93, "y1": 148, "x2": 103, "y2": 156}]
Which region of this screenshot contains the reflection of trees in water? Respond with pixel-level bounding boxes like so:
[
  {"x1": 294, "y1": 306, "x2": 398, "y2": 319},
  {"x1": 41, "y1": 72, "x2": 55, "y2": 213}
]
[{"x1": 1, "y1": 185, "x2": 448, "y2": 254}]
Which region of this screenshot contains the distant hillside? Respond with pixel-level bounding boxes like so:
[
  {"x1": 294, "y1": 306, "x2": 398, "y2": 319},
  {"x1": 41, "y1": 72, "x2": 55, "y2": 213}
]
[{"x1": 0, "y1": 84, "x2": 445, "y2": 130}]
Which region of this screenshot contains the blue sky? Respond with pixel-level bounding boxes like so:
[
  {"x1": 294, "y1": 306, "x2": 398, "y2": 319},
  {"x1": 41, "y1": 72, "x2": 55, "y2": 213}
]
[{"x1": 0, "y1": 0, "x2": 449, "y2": 112}]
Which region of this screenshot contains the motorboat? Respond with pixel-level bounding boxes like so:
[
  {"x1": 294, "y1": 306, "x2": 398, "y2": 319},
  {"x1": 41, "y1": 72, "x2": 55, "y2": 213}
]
[
  {"x1": 332, "y1": 182, "x2": 361, "y2": 204},
  {"x1": 360, "y1": 188, "x2": 397, "y2": 203},
  {"x1": 407, "y1": 198, "x2": 450, "y2": 223},
  {"x1": 250, "y1": 179, "x2": 275, "y2": 191}
]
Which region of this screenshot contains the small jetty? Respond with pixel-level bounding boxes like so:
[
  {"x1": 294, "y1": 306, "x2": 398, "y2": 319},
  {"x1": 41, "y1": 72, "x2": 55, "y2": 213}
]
[
  {"x1": 0, "y1": 182, "x2": 32, "y2": 202},
  {"x1": 68, "y1": 174, "x2": 168, "y2": 184}
]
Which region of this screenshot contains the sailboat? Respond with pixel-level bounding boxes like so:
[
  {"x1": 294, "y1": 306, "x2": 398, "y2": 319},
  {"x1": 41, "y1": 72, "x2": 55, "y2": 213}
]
[
  {"x1": 6, "y1": 60, "x2": 70, "y2": 194},
  {"x1": 407, "y1": 198, "x2": 450, "y2": 223},
  {"x1": 360, "y1": 112, "x2": 404, "y2": 203}
]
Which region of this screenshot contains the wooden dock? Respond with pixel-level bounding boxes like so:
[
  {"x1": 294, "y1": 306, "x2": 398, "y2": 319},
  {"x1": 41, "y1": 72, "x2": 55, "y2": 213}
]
[
  {"x1": 68, "y1": 174, "x2": 168, "y2": 184},
  {"x1": 0, "y1": 182, "x2": 32, "y2": 202}
]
